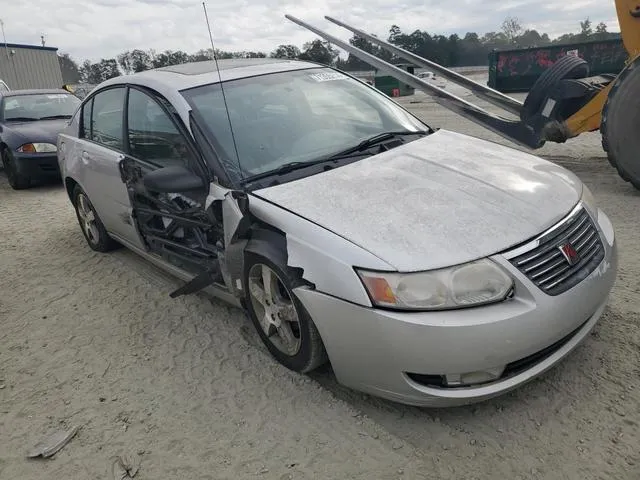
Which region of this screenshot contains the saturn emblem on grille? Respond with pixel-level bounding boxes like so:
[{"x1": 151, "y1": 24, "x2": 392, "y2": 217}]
[{"x1": 558, "y1": 242, "x2": 580, "y2": 266}]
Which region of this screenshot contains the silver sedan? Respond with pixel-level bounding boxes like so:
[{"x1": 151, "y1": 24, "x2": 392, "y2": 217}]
[{"x1": 57, "y1": 58, "x2": 617, "y2": 407}]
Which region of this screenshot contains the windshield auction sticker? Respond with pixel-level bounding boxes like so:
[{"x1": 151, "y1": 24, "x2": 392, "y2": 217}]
[{"x1": 308, "y1": 72, "x2": 347, "y2": 82}]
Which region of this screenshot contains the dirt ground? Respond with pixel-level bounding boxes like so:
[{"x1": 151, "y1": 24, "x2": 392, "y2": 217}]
[{"x1": 1, "y1": 80, "x2": 640, "y2": 480}]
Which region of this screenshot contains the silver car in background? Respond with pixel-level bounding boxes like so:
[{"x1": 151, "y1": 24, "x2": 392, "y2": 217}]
[{"x1": 57, "y1": 58, "x2": 617, "y2": 407}]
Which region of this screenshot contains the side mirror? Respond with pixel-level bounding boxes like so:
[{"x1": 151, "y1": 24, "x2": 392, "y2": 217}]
[{"x1": 143, "y1": 165, "x2": 205, "y2": 193}]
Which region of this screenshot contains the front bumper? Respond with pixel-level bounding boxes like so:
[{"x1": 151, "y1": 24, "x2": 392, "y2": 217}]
[
  {"x1": 13, "y1": 152, "x2": 61, "y2": 179},
  {"x1": 294, "y1": 207, "x2": 617, "y2": 407}
]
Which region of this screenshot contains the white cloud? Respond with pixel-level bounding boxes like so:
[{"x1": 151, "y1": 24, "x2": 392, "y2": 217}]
[{"x1": 0, "y1": 0, "x2": 619, "y2": 63}]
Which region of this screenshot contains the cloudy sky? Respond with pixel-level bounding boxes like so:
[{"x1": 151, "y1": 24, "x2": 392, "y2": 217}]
[{"x1": 2, "y1": 1, "x2": 619, "y2": 63}]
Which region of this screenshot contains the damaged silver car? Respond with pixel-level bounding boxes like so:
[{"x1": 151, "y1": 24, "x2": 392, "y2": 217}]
[{"x1": 57, "y1": 57, "x2": 617, "y2": 407}]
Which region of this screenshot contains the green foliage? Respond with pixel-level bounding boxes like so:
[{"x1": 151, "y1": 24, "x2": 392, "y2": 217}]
[{"x1": 60, "y1": 16, "x2": 621, "y2": 85}]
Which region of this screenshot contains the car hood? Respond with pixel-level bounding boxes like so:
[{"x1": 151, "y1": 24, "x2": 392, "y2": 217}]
[
  {"x1": 2, "y1": 119, "x2": 68, "y2": 146},
  {"x1": 252, "y1": 129, "x2": 583, "y2": 272}
]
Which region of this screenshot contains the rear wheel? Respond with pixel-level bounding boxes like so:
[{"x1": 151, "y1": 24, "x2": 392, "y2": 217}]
[
  {"x1": 243, "y1": 253, "x2": 328, "y2": 373},
  {"x1": 72, "y1": 184, "x2": 120, "y2": 252},
  {"x1": 601, "y1": 56, "x2": 640, "y2": 191},
  {"x1": 1, "y1": 148, "x2": 31, "y2": 190}
]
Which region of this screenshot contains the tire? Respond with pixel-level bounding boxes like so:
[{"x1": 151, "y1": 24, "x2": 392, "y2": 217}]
[
  {"x1": 243, "y1": 252, "x2": 328, "y2": 373},
  {"x1": 601, "y1": 56, "x2": 640, "y2": 191},
  {"x1": 1, "y1": 148, "x2": 31, "y2": 190},
  {"x1": 72, "y1": 184, "x2": 120, "y2": 252},
  {"x1": 521, "y1": 54, "x2": 590, "y2": 122}
]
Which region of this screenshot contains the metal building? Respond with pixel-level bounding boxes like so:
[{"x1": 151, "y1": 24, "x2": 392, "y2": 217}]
[{"x1": 0, "y1": 43, "x2": 64, "y2": 90}]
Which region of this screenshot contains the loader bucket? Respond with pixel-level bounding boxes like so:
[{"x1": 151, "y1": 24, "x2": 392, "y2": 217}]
[{"x1": 285, "y1": 14, "x2": 546, "y2": 150}]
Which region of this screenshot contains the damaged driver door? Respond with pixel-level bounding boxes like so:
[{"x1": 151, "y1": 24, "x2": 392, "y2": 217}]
[{"x1": 119, "y1": 86, "x2": 224, "y2": 292}]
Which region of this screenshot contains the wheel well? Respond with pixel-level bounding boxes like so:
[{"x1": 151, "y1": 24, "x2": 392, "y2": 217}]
[
  {"x1": 64, "y1": 177, "x2": 79, "y2": 202},
  {"x1": 245, "y1": 226, "x2": 311, "y2": 288}
]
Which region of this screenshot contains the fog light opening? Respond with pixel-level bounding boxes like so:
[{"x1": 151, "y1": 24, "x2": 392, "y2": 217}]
[{"x1": 445, "y1": 367, "x2": 504, "y2": 387}]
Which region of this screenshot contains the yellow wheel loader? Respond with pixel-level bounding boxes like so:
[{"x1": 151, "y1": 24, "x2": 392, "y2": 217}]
[{"x1": 286, "y1": 1, "x2": 640, "y2": 190}]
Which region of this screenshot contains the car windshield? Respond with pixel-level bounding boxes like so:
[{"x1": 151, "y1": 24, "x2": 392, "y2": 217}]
[
  {"x1": 181, "y1": 67, "x2": 428, "y2": 183},
  {"x1": 2, "y1": 92, "x2": 81, "y2": 121}
]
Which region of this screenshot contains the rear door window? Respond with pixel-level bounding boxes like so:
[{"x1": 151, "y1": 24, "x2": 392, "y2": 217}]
[{"x1": 89, "y1": 87, "x2": 126, "y2": 150}]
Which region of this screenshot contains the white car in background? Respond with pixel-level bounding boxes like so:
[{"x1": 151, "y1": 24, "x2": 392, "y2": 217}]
[{"x1": 57, "y1": 58, "x2": 617, "y2": 407}]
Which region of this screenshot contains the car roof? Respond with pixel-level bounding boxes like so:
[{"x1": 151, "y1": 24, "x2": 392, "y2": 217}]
[
  {"x1": 77, "y1": 58, "x2": 336, "y2": 140},
  {"x1": 97, "y1": 58, "x2": 325, "y2": 93},
  {"x1": 0, "y1": 88, "x2": 72, "y2": 98}
]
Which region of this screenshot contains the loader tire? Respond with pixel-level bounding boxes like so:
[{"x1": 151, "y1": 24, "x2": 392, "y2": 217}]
[
  {"x1": 521, "y1": 54, "x2": 590, "y2": 122},
  {"x1": 601, "y1": 56, "x2": 640, "y2": 191}
]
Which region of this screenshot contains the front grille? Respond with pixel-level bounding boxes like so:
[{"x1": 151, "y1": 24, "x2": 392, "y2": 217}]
[{"x1": 507, "y1": 206, "x2": 604, "y2": 296}]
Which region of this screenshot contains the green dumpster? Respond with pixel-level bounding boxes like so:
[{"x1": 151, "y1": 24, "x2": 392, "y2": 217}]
[{"x1": 374, "y1": 63, "x2": 416, "y2": 97}]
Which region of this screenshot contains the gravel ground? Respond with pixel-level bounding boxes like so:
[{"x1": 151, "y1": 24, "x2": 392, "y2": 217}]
[{"x1": 1, "y1": 77, "x2": 639, "y2": 480}]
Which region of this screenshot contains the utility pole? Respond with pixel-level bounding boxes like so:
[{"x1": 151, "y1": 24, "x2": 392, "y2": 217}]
[
  {"x1": 0, "y1": 18, "x2": 10, "y2": 61},
  {"x1": 0, "y1": 17, "x2": 16, "y2": 88}
]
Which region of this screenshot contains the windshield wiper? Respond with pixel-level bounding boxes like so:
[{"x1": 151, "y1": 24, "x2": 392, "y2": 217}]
[
  {"x1": 242, "y1": 152, "x2": 369, "y2": 184},
  {"x1": 241, "y1": 130, "x2": 429, "y2": 186},
  {"x1": 330, "y1": 130, "x2": 430, "y2": 157},
  {"x1": 39, "y1": 114, "x2": 72, "y2": 120},
  {"x1": 4, "y1": 116, "x2": 38, "y2": 122}
]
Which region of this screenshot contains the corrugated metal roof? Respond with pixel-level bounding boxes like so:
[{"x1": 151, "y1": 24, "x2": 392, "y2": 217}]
[
  {"x1": 0, "y1": 42, "x2": 58, "y2": 52},
  {"x1": 0, "y1": 88, "x2": 70, "y2": 97}
]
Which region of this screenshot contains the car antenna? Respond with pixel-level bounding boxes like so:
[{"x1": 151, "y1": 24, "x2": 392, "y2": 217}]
[{"x1": 202, "y1": 2, "x2": 242, "y2": 175}]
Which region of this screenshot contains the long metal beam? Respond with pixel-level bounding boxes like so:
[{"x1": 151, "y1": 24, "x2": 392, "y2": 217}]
[
  {"x1": 284, "y1": 14, "x2": 544, "y2": 149},
  {"x1": 324, "y1": 15, "x2": 523, "y2": 117}
]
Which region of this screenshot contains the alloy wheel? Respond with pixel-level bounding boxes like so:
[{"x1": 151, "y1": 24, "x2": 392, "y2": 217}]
[
  {"x1": 76, "y1": 192, "x2": 101, "y2": 245},
  {"x1": 247, "y1": 263, "x2": 302, "y2": 356}
]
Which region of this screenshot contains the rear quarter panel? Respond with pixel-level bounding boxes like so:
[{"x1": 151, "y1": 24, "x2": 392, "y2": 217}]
[{"x1": 57, "y1": 112, "x2": 83, "y2": 197}]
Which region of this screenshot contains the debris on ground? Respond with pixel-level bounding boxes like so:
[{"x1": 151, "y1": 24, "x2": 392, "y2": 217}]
[
  {"x1": 26, "y1": 425, "x2": 81, "y2": 459},
  {"x1": 111, "y1": 453, "x2": 141, "y2": 479}
]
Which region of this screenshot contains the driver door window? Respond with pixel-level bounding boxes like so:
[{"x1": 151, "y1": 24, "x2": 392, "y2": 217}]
[{"x1": 127, "y1": 88, "x2": 195, "y2": 168}]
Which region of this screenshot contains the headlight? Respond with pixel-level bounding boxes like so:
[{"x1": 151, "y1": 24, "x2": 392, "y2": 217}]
[
  {"x1": 17, "y1": 142, "x2": 57, "y2": 153},
  {"x1": 356, "y1": 259, "x2": 514, "y2": 311}
]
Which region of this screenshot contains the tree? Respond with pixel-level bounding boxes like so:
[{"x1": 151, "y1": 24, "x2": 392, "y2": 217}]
[
  {"x1": 517, "y1": 29, "x2": 550, "y2": 48},
  {"x1": 270, "y1": 44, "x2": 301, "y2": 60},
  {"x1": 117, "y1": 49, "x2": 152, "y2": 74},
  {"x1": 298, "y1": 40, "x2": 338, "y2": 65},
  {"x1": 580, "y1": 17, "x2": 593, "y2": 39},
  {"x1": 150, "y1": 50, "x2": 190, "y2": 68},
  {"x1": 343, "y1": 34, "x2": 393, "y2": 71},
  {"x1": 68, "y1": 18, "x2": 621, "y2": 81},
  {"x1": 78, "y1": 59, "x2": 120, "y2": 84},
  {"x1": 232, "y1": 51, "x2": 266, "y2": 58},
  {"x1": 595, "y1": 22, "x2": 609, "y2": 40},
  {"x1": 388, "y1": 25, "x2": 402, "y2": 43},
  {"x1": 58, "y1": 53, "x2": 80, "y2": 84},
  {"x1": 502, "y1": 16, "x2": 523, "y2": 44},
  {"x1": 189, "y1": 49, "x2": 212, "y2": 62}
]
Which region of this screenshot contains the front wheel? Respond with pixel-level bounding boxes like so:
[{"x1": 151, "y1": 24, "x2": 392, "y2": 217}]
[
  {"x1": 243, "y1": 253, "x2": 328, "y2": 373},
  {"x1": 2, "y1": 148, "x2": 31, "y2": 190}
]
